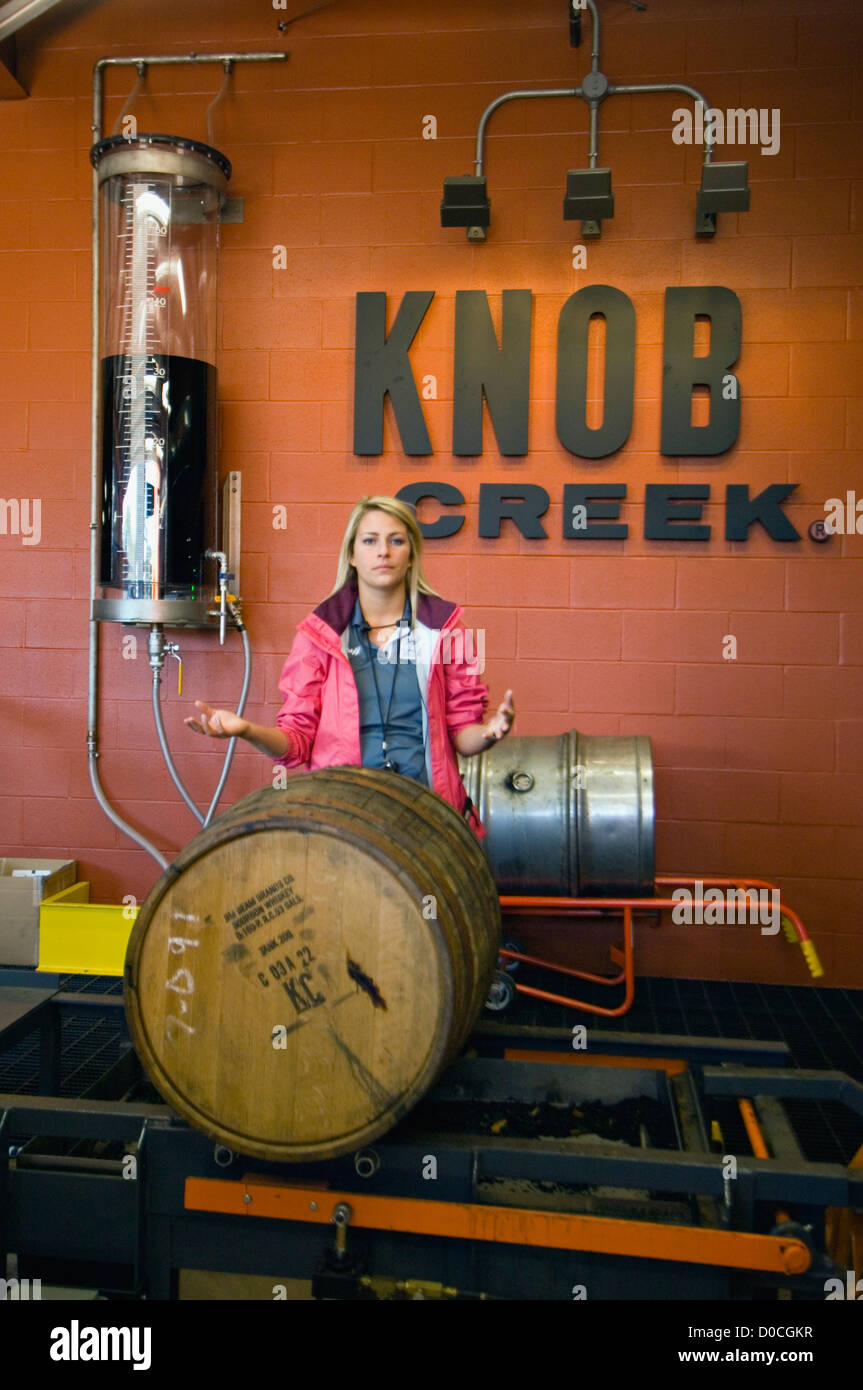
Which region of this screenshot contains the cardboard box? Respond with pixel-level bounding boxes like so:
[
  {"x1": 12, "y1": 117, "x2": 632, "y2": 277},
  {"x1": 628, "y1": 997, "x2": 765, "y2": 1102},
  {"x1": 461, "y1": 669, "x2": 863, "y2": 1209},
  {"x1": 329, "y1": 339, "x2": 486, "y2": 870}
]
[{"x1": 0, "y1": 859, "x2": 77, "y2": 966}]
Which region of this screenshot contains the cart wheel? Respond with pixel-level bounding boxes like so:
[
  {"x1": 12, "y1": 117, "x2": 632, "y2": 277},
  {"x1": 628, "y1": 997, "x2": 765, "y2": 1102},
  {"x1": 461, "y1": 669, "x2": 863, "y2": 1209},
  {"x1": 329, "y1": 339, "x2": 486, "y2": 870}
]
[
  {"x1": 498, "y1": 938, "x2": 524, "y2": 974},
  {"x1": 485, "y1": 970, "x2": 516, "y2": 1013}
]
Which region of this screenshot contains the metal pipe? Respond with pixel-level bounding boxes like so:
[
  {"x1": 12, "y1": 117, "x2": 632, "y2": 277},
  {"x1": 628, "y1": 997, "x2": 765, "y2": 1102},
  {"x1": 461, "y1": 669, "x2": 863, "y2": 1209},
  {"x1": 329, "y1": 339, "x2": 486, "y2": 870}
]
[
  {"x1": 473, "y1": 79, "x2": 715, "y2": 178},
  {"x1": 474, "y1": 88, "x2": 580, "y2": 175},
  {"x1": 87, "y1": 61, "x2": 169, "y2": 871},
  {"x1": 87, "y1": 759, "x2": 169, "y2": 871},
  {"x1": 585, "y1": 0, "x2": 600, "y2": 73},
  {"x1": 203, "y1": 621, "x2": 252, "y2": 827},
  {"x1": 152, "y1": 674, "x2": 205, "y2": 825},
  {"x1": 96, "y1": 51, "x2": 287, "y2": 73},
  {"x1": 150, "y1": 627, "x2": 205, "y2": 826},
  {"x1": 14, "y1": 1154, "x2": 125, "y2": 1173},
  {"x1": 608, "y1": 83, "x2": 715, "y2": 162},
  {"x1": 150, "y1": 617, "x2": 252, "y2": 830},
  {"x1": 206, "y1": 548, "x2": 229, "y2": 646},
  {"x1": 471, "y1": 0, "x2": 714, "y2": 181}
]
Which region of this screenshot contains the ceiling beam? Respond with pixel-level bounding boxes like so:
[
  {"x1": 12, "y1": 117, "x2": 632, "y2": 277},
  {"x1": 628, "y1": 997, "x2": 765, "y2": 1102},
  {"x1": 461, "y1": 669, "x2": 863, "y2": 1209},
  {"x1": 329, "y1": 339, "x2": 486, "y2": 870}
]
[{"x1": 0, "y1": 0, "x2": 69, "y2": 43}]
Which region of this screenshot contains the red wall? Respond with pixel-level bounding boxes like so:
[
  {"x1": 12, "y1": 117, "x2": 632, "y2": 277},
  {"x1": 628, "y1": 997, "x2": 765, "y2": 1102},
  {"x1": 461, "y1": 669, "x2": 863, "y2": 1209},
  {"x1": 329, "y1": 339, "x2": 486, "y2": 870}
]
[{"x1": 0, "y1": 0, "x2": 861, "y2": 985}]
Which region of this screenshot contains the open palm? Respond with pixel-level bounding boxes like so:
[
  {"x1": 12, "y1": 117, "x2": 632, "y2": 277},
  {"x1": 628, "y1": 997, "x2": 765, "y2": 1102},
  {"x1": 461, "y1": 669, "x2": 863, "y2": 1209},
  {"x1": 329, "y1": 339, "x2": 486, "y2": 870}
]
[{"x1": 184, "y1": 701, "x2": 248, "y2": 740}]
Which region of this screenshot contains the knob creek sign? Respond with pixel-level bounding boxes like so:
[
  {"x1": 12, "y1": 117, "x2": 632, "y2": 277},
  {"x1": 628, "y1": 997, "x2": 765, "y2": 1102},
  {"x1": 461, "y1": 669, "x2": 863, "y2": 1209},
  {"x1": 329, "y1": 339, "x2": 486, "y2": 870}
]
[{"x1": 352, "y1": 287, "x2": 800, "y2": 544}]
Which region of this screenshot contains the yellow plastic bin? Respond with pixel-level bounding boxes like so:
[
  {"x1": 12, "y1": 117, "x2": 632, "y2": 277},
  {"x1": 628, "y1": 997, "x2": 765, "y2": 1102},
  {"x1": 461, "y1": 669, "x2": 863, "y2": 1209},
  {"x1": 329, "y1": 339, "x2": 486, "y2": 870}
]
[{"x1": 38, "y1": 883, "x2": 137, "y2": 977}]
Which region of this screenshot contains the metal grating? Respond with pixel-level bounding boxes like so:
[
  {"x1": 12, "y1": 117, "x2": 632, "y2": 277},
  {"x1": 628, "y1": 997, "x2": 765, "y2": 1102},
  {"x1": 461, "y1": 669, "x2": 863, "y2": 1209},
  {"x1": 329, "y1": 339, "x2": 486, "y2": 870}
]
[
  {"x1": 508, "y1": 970, "x2": 863, "y2": 1165},
  {"x1": 59, "y1": 974, "x2": 124, "y2": 996},
  {"x1": 510, "y1": 971, "x2": 863, "y2": 1072},
  {"x1": 0, "y1": 975, "x2": 128, "y2": 1097},
  {"x1": 1, "y1": 972, "x2": 862, "y2": 1163}
]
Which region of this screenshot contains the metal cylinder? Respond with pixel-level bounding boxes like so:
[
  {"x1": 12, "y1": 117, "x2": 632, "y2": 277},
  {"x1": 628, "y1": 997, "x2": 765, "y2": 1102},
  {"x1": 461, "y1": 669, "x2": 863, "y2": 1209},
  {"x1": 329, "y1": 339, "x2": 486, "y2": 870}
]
[
  {"x1": 91, "y1": 133, "x2": 229, "y2": 626},
  {"x1": 458, "y1": 730, "x2": 654, "y2": 896}
]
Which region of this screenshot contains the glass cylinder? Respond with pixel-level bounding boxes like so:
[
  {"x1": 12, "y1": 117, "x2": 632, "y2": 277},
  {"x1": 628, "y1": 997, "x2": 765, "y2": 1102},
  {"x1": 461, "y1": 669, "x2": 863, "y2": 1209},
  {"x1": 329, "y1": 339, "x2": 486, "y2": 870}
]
[{"x1": 92, "y1": 134, "x2": 230, "y2": 623}]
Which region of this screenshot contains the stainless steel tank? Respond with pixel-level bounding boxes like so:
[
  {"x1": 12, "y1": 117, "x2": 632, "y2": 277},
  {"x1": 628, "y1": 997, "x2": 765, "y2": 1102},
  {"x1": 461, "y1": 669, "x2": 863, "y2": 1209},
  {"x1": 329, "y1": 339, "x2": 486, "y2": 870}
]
[
  {"x1": 91, "y1": 133, "x2": 229, "y2": 627},
  {"x1": 458, "y1": 731, "x2": 654, "y2": 896}
]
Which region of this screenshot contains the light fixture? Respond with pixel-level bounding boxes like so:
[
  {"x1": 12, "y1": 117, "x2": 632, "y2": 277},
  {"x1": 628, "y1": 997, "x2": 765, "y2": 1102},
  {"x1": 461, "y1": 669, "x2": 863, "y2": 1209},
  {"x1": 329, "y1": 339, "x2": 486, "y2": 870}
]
[
  {"x1": 440, "y1": 176, "x2": 490, "y2": 241},
  {"x1": 695, "y1": 161, "x2": 750, "y2": 237},
  {"x1": 440, "y1": 0, "x2": 751, "y2": 243},
  {"x1": 563, "y1": 166, "x2": 614, "y2": 239}
]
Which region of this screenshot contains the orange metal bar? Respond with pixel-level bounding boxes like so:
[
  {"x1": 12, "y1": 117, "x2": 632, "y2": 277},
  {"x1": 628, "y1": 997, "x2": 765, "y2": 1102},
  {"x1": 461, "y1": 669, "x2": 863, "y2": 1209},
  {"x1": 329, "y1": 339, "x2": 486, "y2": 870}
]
[
  {"x1": 499, "y1": 945, "x2": 624, "y2": 988},
  {"x1": 738, "y1": 1099, "x2": 771, "y2": 1160},
  {"x1": 655, "y1": 875, "x2": 811, "y2": 945},
  {"x1": 184, "y1": 1176, "x2": 810, "y2": 1275},
  {"x1": 507, "y1": 906, "x2": 636, "y2": 1017},
  {"x1": 501, "y1": 895, "x2": 663, "y2": 912},
  {"x1": 495, "y1": 875, "x2": 819, "y2": 1014},
  {"x1": 504, "y1": 1048, "x2": 689, "y2": 1076}
]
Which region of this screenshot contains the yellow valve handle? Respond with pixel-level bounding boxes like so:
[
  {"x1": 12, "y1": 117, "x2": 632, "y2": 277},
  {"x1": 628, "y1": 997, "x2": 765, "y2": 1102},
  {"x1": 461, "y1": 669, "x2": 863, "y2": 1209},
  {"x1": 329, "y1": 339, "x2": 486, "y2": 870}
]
[{"x1": 166, "y1": 648, "x2": 183, "y2": 696}]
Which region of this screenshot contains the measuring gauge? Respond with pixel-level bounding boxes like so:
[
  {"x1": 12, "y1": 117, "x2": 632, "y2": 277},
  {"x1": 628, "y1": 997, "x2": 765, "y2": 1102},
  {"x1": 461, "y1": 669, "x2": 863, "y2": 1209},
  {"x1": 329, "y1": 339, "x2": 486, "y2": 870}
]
[{"x1": 91, "y1": 134, "x2": 230, "y2": 626}]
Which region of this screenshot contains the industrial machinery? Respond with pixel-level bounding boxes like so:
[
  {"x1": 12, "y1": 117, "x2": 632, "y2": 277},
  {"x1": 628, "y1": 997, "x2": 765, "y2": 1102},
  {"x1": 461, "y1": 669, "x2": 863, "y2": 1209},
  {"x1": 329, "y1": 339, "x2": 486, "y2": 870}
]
[
  {"x1": 1, "y1": 986, "x2": 861, "y2": 1301},
  {"x1": 86, "y1": 51, "x2": 286, "y2": 867}
]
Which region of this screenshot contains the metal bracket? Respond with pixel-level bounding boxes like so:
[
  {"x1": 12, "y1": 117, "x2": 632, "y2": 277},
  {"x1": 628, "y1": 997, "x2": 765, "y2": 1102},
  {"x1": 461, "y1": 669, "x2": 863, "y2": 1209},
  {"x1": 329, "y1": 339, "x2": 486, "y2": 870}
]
[{"x1": 219, "y1": 196, "x2": 245, "y2": 224}]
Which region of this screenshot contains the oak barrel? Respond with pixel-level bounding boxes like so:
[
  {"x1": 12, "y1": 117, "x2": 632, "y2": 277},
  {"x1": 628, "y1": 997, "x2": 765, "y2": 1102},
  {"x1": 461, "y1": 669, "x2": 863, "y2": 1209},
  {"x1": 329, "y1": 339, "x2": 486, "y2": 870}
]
[{"x1": 124, "y1": 767, "x2": 501, "y2": 1162}]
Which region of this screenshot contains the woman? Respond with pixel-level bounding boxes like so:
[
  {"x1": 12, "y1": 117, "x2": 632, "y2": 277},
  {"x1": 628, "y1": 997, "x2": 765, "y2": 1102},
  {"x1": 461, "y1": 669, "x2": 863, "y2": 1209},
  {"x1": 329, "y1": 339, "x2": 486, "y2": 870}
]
[{"x1": 185, "y1": 496, "x2": 515, "y2": 838}]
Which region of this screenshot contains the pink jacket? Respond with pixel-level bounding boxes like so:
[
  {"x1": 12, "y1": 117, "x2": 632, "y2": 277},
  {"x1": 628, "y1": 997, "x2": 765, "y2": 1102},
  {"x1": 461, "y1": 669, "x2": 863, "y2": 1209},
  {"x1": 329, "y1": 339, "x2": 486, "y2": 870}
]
[{"x1": 274, "y1": 580, "x2": 489, "y2": 839}]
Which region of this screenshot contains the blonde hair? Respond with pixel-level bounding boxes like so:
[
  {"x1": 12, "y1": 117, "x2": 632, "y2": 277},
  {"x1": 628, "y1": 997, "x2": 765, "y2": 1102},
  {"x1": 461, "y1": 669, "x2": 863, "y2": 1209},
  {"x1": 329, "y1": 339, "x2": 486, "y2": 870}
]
[{"x1": 330, "y1": 496, "x2": 440, "y2": 624}]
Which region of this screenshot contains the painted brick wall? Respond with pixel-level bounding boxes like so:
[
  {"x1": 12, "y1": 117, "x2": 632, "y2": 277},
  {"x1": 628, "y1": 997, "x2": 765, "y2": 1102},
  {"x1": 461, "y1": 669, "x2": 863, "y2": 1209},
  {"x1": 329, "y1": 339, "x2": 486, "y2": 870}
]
[{"x1": 0, "y1": 0, "x2": 861, "y2": 985}]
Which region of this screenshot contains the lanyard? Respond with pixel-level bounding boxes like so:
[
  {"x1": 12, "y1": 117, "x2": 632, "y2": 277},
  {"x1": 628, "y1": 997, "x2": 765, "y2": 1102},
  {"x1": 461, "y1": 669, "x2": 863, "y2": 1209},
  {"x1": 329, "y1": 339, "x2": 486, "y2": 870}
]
[{"x1": 360, "y1": 604, "x2": 409, "y2": 766}]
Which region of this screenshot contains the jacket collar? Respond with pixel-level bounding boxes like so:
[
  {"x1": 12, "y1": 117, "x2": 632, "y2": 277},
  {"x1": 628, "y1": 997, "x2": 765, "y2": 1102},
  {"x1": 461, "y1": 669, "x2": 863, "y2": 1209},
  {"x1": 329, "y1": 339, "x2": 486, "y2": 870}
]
[{"x1": 312, "y1": 578, "x2": 458, "y2": 638}]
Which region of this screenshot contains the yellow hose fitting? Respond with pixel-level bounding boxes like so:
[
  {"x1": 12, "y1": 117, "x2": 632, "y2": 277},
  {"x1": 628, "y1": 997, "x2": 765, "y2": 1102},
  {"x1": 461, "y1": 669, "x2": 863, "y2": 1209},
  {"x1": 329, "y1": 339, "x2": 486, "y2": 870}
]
[{"x1": 801, "y1": 939, "x2": 823, "y2": 979}]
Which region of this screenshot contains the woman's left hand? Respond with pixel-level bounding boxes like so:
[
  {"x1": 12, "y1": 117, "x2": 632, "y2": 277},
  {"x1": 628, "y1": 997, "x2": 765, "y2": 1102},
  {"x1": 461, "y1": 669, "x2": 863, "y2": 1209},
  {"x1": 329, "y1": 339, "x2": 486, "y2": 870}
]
[{"x1": 484, "y1": 689, "x2": 515, "y2": 743}]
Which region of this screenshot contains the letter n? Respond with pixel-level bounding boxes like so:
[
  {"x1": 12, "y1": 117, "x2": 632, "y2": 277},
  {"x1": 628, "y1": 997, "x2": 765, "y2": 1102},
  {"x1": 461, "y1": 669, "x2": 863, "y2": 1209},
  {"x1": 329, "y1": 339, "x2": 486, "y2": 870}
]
[{"x1": 453, "y1": 290, "x2": 531, "y2": 455}]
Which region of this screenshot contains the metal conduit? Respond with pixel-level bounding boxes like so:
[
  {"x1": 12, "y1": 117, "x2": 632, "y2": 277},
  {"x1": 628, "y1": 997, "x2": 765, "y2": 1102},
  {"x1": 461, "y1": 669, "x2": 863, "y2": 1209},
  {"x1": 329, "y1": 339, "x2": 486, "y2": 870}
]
[{"x1": 472, "y1": 0, "x2": 713, "y2": 178}]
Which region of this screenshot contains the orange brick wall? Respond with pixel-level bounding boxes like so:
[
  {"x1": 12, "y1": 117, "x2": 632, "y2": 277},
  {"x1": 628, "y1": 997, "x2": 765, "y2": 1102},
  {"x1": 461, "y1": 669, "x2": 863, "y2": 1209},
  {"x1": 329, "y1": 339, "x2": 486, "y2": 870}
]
[{"x1": 0, "y1": 0, "x2": 861, "y2": 986}]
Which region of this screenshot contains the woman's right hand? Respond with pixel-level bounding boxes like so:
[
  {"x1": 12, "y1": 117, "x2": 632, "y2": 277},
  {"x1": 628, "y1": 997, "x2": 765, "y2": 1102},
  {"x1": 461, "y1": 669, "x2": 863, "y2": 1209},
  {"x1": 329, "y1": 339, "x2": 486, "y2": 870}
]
[{"x1": 184, "y1": 701, "x2": 249, "y2": 740}]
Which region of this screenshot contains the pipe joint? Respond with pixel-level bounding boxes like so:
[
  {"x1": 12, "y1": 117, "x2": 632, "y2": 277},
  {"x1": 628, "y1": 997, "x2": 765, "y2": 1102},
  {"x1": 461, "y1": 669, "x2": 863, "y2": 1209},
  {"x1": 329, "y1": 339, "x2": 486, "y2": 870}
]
[{"x1": 148, "y1": 625, "x2": 166, "y2": 672}]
